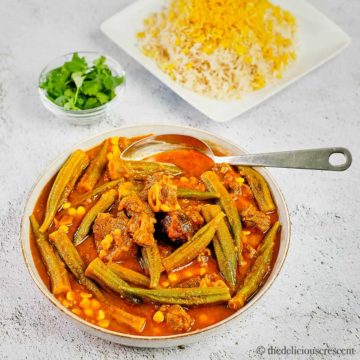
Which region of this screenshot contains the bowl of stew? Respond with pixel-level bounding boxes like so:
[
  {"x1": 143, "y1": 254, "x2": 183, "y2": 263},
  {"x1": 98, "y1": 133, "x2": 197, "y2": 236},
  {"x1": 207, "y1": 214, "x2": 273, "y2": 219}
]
[{"x1": 21, "y1": 124, "x2": 290, "y2": 347}]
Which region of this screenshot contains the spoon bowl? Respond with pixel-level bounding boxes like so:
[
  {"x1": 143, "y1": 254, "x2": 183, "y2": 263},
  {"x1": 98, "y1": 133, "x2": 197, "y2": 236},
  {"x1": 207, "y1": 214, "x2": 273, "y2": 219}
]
[{"x1": 121, "y1": 134, "x2": 214, "y2": 161}]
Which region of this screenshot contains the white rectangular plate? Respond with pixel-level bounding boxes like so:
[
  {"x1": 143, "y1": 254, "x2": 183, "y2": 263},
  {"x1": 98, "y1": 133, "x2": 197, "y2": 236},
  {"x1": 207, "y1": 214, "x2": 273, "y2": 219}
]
[{"x1": 101, "y1": 0, "x2": 351, "y2": 122}]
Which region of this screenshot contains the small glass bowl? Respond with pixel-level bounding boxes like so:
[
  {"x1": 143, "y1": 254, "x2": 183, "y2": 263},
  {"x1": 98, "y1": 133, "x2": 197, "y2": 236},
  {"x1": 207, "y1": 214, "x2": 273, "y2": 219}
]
[{"x1": 38, "y1": 51, "x2": 126, "y2": 126}]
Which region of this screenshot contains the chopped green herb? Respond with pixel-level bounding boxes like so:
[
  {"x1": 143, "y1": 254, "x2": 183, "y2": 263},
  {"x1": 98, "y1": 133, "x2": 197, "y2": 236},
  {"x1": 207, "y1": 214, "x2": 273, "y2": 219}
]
[{"x1": 40, "y1": 53, "x2": 124, "y2": 110}]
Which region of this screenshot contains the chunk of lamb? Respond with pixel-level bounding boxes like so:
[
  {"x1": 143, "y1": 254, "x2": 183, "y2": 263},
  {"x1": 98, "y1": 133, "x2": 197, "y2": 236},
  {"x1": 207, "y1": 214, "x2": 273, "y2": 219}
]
[
  {"x1": 160, "y1": 305, "x2": 194, "y2": 333},
  {"x1": 179, "y1": 200, "x2": 205, "y2": 230},
  {"x1": 147, "y1": 175, "x2": 180, "y2": 212},
  {"x1": 200, "y1": 273, "x2": 228, "y2": 288},
  {"x1": 119, "y1": 192, "x2": 156, "y2": 247},
  {"x1": 177, "y1": 276, "x2": 202, "y2": 288},
  {"x1": 92, "y1": 212, "x2": 136, "y2": 262},
  {"x1": 161, "y1": 198, "x2": 205, "y2": 242},
  {"x1": 241, "y1": 204, "x2": 270, "y2": 233},
  {"x1": 161, "y1": 211, "x2": 195, "y2": 242},
  {"x1": 178, "y1": 273, "x2": 226, "y2": 289}
]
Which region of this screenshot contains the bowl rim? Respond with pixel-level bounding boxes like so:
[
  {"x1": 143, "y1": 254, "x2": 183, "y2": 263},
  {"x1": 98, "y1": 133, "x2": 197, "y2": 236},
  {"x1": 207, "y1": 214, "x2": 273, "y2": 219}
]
[
  {"x1": 20, "y1": 123, "x2": 291, "y2": 343},
  {"x1": 38, "y1": 50, "x2": 126, "y2": 115}
]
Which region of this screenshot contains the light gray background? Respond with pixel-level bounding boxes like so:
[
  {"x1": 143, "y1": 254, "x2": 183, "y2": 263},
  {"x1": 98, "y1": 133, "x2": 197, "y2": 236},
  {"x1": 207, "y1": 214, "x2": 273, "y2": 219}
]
[{"x1": 0, "y1": 0, "x2": 359, "y2": 359}]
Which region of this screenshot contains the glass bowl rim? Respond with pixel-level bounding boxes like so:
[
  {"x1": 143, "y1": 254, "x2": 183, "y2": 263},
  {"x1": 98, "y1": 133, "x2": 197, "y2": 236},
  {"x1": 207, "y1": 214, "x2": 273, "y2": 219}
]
[{"x1": 38, "y1": 50, "x2": 126, "y2": 115}]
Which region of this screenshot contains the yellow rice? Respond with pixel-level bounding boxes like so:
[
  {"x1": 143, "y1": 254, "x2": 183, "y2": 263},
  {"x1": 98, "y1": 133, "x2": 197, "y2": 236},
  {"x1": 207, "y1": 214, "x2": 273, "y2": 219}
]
[{"x1": 137, "y1": 0, "x2": 297, "y2": 99}]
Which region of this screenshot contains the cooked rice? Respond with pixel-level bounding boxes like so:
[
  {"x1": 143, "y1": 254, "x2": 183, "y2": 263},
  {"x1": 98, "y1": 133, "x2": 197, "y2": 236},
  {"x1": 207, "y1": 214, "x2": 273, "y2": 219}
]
[{"x1": 137, "y1": 0, "x2": 297, "y2": 100}]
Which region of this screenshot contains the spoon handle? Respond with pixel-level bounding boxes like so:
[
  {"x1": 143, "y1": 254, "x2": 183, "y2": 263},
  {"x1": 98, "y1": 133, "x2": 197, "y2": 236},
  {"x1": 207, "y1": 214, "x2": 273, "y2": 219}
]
[{"x1": 218, "y1": 147, "x2": 352, "y2": 171}]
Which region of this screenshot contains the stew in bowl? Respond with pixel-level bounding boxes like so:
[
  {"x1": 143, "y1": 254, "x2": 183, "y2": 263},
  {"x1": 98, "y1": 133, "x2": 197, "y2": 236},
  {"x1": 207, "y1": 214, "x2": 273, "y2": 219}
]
[{"x1": 21, "y1": 125, "x2": 290, "y2": 347}]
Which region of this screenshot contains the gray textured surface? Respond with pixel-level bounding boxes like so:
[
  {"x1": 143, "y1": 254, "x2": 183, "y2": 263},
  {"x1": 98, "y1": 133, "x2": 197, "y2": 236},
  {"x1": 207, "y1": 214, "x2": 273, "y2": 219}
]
[{"x1": 0, "y1": 0, "x2": 359, "y2": 359}]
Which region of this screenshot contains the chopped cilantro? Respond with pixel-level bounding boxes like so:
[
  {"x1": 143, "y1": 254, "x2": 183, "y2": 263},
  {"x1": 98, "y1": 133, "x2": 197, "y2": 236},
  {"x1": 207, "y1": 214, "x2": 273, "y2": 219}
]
[{"x1": 40, "y1": 53, "x2": 124, "y2": 110}]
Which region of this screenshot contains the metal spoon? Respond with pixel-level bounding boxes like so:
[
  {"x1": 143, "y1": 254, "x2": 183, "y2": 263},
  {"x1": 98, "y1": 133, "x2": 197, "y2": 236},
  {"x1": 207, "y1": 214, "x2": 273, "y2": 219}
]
[{"x1": 121, "y1": 134, "x2": 352, "y2": 171}]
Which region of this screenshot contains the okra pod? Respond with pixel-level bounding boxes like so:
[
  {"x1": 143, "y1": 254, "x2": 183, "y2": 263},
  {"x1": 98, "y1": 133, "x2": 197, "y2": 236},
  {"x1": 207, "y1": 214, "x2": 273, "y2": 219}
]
[
  {"x1": 162, "y1": 212, "x2": 224, "y2": 272},
  {"x1": 30, "y1": 215, "x2": 71, "y2": 295},
  {"x1": 238, "y1": 166, "x2": 276, "y2": 212},
  {"x1": 74, "y1": 190, "x2": 116, "y2": 245},
  {"x1": 73, "y1": 179, "x2": 122, "y2": 206},
  {"x1": 85, "y1": 257, "x2": 130, "y2": 295},
  {"x1": 110, "y1": 306, "x2": 146, "y2": 333},
  {"x1": 141, "y1": 241, "x2": 163, "y2": 288},
  {"x1": 77, "y1": 140, "x2": 109, "y2": 193},
  {"x1": 40, "y1": 150, "x2": 89, "y2": 232},
  {"x1": 201, "y1": 171, "x2": 243, "y2": 265},
  {"x1": 258, "y1": 221, "x2": 280, "y2": 254},
  {"x1": 201, "y1": 205, "x2": 237, "y2": 292},
  {"x1": 126, "y1": 160, "x2": 182, "y2": 179},
  {"x1": 49, "y1": 230, "x2": 105, "y2": 301},
  {"x1": 114, "y1": 182, "x2": 220, "y2": 201},
  {"x1": 124, "y1": 285, "x2": 231, "y2": 305},
  {"x1": 109, "y1": 158, "x2": 182, "y2": 180},
  {"x1": 86, "y1": 258, "x2": 143, "y2": 304},
  {"x1": 86, "y1": 258, "x2": 230, "y2": 305},
  {"x1": 176, "y1": 188, "x2": 220, "y2": 200},
  {"x1": 108, "y1": 263, "x2": 150, "y2": 288},
  {"x1": 228, "y1": 221, "x2": 280, "y2": 310},
  {"x1": 58, "y1": 155, "x2": 90, "y2": 208}
]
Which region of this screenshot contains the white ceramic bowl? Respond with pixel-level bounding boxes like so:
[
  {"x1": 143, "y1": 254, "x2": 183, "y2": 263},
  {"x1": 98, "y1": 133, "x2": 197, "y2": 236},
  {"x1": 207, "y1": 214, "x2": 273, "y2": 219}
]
[{"x1": 20, "y1": 124, "x2": 290, "y2": 347}]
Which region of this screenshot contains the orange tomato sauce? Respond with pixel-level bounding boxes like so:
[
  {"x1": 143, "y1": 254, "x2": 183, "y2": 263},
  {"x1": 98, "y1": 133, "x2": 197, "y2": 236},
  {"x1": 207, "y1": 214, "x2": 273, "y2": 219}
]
[
  {"x1": 30, "y1": 142, "x2": 280, "y2": 336},
  {"x1": 149, "y1": 149, "x2": 214, "y2": 177}
]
